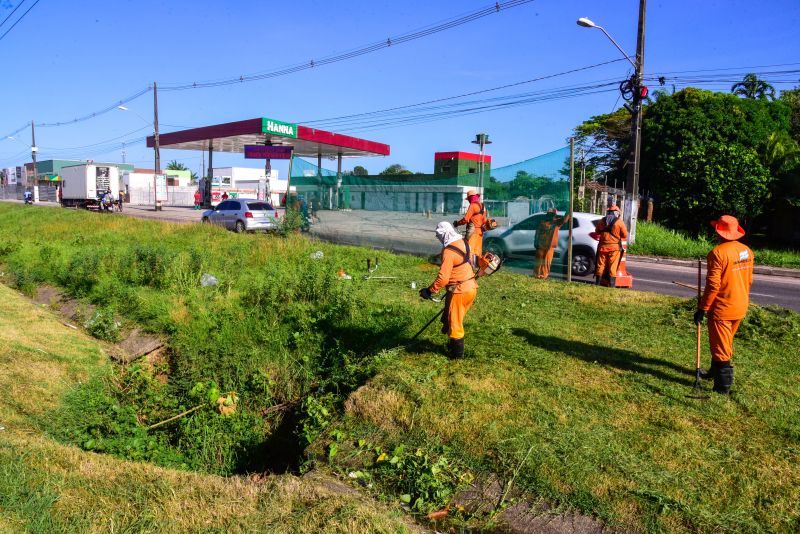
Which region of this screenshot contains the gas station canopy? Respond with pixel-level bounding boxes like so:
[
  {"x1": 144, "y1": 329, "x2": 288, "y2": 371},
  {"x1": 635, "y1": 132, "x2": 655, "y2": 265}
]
[{"x1": 146, "y1": 117, "x2": 390, "y2": 158}]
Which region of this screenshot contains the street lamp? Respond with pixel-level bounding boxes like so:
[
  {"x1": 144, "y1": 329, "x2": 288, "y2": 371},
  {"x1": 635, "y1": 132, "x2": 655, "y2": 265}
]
[
  {"x1": 576, "y1": 2, "x2": 647, "y2": 244},
  {"x1": 471, "y1": 133, "x2": 491, "y2": 197},
  {"x1": 575, "y1": 18, "x2": 636, "y2": 69}
]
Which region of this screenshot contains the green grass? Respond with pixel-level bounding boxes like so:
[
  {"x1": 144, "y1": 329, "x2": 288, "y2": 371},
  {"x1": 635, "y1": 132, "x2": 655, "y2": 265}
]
[
  {"x1": 0, "y1": 203, "x2": 799, "y2": 532},
  {"x1": 630, "y1": 222, "x2": 800, "y2": 268},
  {"x1": 0, "y1": 283, "x2": 414, "y2": 533}
]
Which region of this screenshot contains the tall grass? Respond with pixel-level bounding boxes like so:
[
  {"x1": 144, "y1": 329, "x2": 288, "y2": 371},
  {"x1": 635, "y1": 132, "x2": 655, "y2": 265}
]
[{"x1": 630, "y1": 222, "x2": 800, "y2": 268}]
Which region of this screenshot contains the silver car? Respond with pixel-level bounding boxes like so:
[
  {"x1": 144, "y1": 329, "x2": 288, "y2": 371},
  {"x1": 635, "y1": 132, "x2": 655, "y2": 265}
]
[
  {"x1": 482, "y1": 211, "x2": 601, "y2": 276},
  {"x1": 202, "y1": 199, "x2": 280, "y2": 233}
]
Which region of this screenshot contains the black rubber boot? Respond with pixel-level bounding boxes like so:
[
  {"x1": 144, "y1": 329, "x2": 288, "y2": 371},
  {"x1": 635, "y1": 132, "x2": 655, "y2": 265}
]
[
  {"x1": 594, "y1": 275, "x2": 601, "y2": 285},
  {"x1": 699, "y1": 360, "x2": 719, "y2": 381},
  {"x1": 448, "y1": 338, "x2": 465, "y2": 359},
  {"x1": 713, "y1": 362, "x2": 733, "y2": 394}
]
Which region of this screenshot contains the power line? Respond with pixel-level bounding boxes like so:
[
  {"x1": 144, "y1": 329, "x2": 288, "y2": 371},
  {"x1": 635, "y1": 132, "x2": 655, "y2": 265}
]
[
  {"x1": 159, "y1": 0, "x2": 534, "y2": 91},
  {"x1": 0, "y1": 0, "x2": 27, "y2": 30},
  {"x1": 0, "y1": 0, "x2": 42, "y2": 42},
  {"x1": 302, "y1": 58, "x2": 626, "y2": 126}
]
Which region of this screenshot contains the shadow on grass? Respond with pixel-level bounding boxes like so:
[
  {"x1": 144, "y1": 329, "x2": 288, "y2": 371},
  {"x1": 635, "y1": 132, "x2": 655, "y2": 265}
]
[{"x1": 512, "y1": 328, "x2": 693, "y2": 387}]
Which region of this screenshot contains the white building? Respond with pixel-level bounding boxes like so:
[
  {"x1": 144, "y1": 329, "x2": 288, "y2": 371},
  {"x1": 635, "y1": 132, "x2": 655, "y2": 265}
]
[{"x1": 123, "y1": 168, "x2": 193, "y2": 189}]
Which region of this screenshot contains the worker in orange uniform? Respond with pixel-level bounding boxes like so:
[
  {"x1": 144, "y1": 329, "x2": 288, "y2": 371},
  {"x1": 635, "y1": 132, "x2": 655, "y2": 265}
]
[
  {"x1": 419, "y1": 221, "x2": 478, "y2": 359},
  {"x1": 593, "y1": 205, "x2": 628, "y2": 286},
  {"x1": 694, "y1": 215, "x2": 754, "y2": 394},
  {"x1": 534, "y1": 208, "x2": 571, "y2": 279},
  {"x1": 453, "y1": 189, "x2": 487, "y2": 265}
]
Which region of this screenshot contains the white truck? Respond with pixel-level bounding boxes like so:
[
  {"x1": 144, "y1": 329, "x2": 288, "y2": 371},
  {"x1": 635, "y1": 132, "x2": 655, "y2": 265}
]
[{"x1": 61, "y1": 164, "x2": 120, "y2": 210}]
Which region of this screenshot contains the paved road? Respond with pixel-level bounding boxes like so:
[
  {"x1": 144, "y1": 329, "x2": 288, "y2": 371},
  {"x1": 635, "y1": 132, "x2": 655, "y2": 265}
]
[
  {"x1": 502, "y1": 258, "x2": 800, "y2": 312},
  {"x1": 7, "y1": 202, "x2": 800, "y2": 311}
]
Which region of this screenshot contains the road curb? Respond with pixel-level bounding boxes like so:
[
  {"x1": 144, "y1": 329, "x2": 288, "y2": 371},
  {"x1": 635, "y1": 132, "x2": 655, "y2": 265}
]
[{"x1": 628, "y1": 254, "x2": 800, "y2": 279}]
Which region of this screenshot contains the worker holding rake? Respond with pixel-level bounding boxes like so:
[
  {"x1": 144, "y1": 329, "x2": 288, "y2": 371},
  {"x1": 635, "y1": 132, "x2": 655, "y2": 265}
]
[
  {"x1": 694, "y1": 215, "x2": 754, "y2": 394},
  {"x1": 534, "y1": 208, "x2": 571, "y2": 279},
  {"x1": 419, "y1": 222, "x2": 478, "y2": 359},
  {"x1": 454, "y1": 189, "x2": 488, "y2": 264}
]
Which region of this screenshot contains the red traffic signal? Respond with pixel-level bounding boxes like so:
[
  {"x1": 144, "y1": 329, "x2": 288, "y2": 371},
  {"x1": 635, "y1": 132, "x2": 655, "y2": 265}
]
[{"x1": 640, "y1": 85, "x2": 649, "y2": 98}]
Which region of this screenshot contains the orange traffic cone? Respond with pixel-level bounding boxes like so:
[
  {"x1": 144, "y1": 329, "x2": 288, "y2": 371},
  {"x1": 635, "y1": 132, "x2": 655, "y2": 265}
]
[{"x1": 615, "y1": 239, "x2": 634, "y2": 288}]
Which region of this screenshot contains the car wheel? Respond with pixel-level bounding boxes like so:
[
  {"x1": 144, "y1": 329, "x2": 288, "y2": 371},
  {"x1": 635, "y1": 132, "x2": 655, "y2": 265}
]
[
  {"x1": 571, "y1": 249, "x2": 595, "y2": 277},
  {"x1": 235, "y1": 220, "x2": 245, "y2": 233},
  {"x1": 202, "y1": 217, "x2": 210, "y2": 224},
  {"x1": 484, "y1": 238, "x2": 507, "y2": 259}
]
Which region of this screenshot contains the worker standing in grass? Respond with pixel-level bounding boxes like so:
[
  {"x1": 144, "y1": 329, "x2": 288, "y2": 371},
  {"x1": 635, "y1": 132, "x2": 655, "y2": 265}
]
[
  {"x1": 593, "y1": 205, "x2": 628, "y2": 286},
  {"x1": 534, "y1": 208, "x2": 571, "y2": 279},
  {"x1": 419, "y1": 222, "x2": 478, "y2": 359},
  {"x1": 694, "y1": 215, "x2": 754, "y2": 394},
  {"x1": 454, "y1": 189, "x2": 487, "y2": 265}
]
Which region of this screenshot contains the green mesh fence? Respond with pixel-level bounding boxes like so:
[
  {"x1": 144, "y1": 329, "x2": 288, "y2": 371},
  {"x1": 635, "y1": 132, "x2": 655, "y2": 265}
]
[{"x1": 290, "y1": 146, "x2": 570, "y2": 217}]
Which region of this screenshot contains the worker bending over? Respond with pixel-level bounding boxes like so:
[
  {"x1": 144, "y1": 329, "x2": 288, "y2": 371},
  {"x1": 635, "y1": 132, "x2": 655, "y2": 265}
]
[
  {"x1": 454, "y1": 189, "x2": 488, "y2": 264},
  {"x1": 593, "y1": 205, "x2": 628, "y2": 286},
  {"x1": 694, "y1": 215, "x2": 754, "y2": 394},
  {"x1": 419, "y1": 222, "x2": 478, "y2": 359},
  {"x1": 534, "y1": 208, "x2": 571, "y2": 279}
]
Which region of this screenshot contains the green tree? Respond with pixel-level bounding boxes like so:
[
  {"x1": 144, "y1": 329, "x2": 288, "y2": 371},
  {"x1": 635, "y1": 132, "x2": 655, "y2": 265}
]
[
  {"x1": 731, "y1": 73, "x2": 776, "y2": 101},
  {"x1": 571, "y1": 106, "x2": 632, "y2": 188},
  {"x1": 654, "y1": 143, "x2": 771, "y2": 234},
  {"x1": 779, "y1": 86, "x2": 800, "y2": 143},
  {"x1": 507, "y1": 170, "x2": 549, "y2": 198},
  {"x1": 378, "y1": 164, "x2": 413, "y2": 175},
  {"x1": 352, "y1": 165, "x2": 369, "y2": 176},
  {"x1": 483, "y1": 175, "x2": 508, "y2": 200},
  {"x1": 166, "y1": 160, "x2": 198, "y2": 182}
]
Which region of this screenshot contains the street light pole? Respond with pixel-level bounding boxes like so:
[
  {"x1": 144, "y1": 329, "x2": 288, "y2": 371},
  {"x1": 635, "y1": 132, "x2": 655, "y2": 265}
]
[
  {"x1": 153, "y1": 81, "x2": 161, "y2": 211},
  {"x1": 30, "y1": 120, "x2": 39, "y2": 189},
  {"x1": 576, "y1": 1, "x2": 647, "y2": 243},
  {"x1": 471, "y1": 133, "x2": 491, "y2": 197},
  {"x1": 625, "y1": 0, "x2": 647, "y2": 244}
]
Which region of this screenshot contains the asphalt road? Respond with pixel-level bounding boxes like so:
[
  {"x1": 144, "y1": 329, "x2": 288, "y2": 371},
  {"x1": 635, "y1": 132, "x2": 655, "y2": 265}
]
[
  {"x1": 7, "y1": 202, "x2": 800, "y2": 311},
  {"x1": 503, "y1": 258, "x2": 800, "y2": 312}
]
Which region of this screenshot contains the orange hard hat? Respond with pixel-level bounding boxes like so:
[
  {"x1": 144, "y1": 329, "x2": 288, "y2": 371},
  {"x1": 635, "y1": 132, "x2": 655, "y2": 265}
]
[
  {"x1": 711, "y1": 215, "x2": 745, "y2": 240},
  {"x1": 607, "y1": 205, "x2": 620, "y2": 212}
]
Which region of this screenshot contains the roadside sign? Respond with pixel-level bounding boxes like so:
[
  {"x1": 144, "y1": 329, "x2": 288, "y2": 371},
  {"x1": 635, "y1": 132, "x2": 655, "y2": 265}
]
[
  {"x1": 244, "y1": 145, "x2": 293, "y2": 159},
  {"x1": 155, "y1": 174, "x2": 167, "y2": 201}
]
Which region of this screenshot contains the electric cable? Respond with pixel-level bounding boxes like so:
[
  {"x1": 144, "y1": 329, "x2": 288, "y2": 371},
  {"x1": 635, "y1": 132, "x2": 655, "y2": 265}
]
[
  {"x1": 0, "y1": 0, "x2": 42, "y2": 42},
  {"x1": 0, "y1": 0, "x2": 27, "y2": 30}
]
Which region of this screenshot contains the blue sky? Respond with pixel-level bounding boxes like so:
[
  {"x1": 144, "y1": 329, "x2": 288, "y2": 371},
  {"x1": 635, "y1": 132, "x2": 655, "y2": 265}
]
[{"x1": 1, "y1": 0, "x2": 798, "y2": 177}]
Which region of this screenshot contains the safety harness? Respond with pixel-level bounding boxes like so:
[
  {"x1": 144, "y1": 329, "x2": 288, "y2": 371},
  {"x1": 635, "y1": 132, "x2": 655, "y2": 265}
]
[{"x1": 445, "y1": 240, "x2": 472, "y2": 267}]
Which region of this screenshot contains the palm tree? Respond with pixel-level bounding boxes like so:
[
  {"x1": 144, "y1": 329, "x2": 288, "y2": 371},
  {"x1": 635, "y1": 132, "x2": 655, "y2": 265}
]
[{"x1": 731, "y1": 73, "x2": 776, "y2": 101}]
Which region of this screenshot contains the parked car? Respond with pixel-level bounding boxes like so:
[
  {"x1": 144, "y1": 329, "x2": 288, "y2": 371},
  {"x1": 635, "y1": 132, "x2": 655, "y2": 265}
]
[
  {"x1": 201, "y1": 199, "x2": 281, "y2": 233},
  {"x1": 482, "y1": 211, "x2": 601, "y2": 276}
]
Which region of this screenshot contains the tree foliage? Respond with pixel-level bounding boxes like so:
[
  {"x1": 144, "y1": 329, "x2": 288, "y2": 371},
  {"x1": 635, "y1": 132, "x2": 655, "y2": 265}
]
[
  {"x1": 780, "y1": 86, "x2": 800, "y2": 143},
  {"x1": 166, "y1": 160, "x2": 198, "y2": 182},
  {"x1": 731, "y1": 73, "x2": 776, "y2": 101},
  {"x1": 352, "y1": 165, "x2": 369, "y2": 176},
  {"x1": 378, "y1": 164, "x2": 413, "y2": 175}
]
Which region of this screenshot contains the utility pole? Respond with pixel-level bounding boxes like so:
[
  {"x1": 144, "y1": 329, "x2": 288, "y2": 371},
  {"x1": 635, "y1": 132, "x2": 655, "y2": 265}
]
[
  {"x1": 30, "y1": 120, "x2": 38, "y2": 187},
  {"x1": 625, "y1": 0, "x2": 646, "y2": 243},
  {"x1": 153, "y1": 81, "x2": 161, "y2": 210},
  {"x1": 567, "y1": 137, "x2": 575, "y2": 283}
]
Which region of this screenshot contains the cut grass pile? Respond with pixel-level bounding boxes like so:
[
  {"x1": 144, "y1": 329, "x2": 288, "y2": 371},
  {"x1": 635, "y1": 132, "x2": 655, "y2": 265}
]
[
  {"x1": 630, "y1": 221, "x2": 800, "y2": 269},
  {"x1": 1, "y1": 203, "x2": 799, "y2": 532},
  {"x1": 0, "y1": 284, "x2": 414, "y2": 533}
]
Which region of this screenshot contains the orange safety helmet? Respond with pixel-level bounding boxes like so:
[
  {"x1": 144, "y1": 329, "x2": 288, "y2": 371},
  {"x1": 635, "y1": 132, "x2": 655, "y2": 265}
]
[{"x1": 710, "y1": 215, "x2": 745, "y2": 241}]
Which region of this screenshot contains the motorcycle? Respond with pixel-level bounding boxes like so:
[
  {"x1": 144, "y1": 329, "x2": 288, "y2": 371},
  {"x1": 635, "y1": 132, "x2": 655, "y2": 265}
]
[{"x1": 23, "y1": 193, "x2": 33, "y2": 205}]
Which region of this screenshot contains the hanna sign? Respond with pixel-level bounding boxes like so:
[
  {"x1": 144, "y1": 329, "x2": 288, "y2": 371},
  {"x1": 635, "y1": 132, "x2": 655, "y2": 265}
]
[
  {"x1": 262, "y1": 117, "x2": 298, "y2": 138},
  {"x1": 244, "y1": 145, "x2": 294, "y2": 159}
]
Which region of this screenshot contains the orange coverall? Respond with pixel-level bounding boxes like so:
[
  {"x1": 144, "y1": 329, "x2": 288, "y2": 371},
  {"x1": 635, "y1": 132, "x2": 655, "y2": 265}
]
[
  {"x1": 699, "y1": 241, "x2": 754, "y2": 362},
  {"x1": 457, "y1": 202, "x2": 488, "y2": 259},
  {"x1": 594, "y1": 218, "x2": 628, "y2": 286},
  {"x1": 534, "y1": 214, "x2": 570, "y2": 279},
  {"x1": 429, "y1": 240, "x2": 478, "y2": 340}
]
